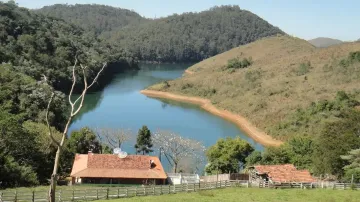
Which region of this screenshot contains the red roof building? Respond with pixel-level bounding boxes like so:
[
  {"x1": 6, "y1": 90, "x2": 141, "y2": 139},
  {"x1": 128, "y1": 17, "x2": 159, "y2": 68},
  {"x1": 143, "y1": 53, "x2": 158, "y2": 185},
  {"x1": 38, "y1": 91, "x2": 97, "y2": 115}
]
[
  {"x1": 250, "y1": 164, "x2": 316, "y2": 183},
  {"x1": 70, "y1": 152, "x2": 167, "y2": 185}
]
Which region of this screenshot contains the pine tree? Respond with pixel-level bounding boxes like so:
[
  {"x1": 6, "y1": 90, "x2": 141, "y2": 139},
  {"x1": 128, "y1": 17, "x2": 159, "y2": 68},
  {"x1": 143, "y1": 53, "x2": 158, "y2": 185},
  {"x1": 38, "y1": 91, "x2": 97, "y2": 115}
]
[{"x1": 135, "y1": 125, "x2": 153, "y2": 155}]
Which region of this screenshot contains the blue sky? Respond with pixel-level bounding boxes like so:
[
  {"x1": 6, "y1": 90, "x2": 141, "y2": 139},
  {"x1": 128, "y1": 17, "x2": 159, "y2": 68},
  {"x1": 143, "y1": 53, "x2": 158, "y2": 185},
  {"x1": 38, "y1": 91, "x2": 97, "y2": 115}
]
[{"x1": 13, "y1": 0, "x2": 360, "y2": 41}]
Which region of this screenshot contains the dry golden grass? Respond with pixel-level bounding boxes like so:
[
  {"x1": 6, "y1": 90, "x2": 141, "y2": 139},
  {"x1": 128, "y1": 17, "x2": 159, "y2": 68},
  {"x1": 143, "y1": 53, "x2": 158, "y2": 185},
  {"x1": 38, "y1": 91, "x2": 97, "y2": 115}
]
[{"x1": 149, "y1": 35, "x2": 360, "y2": 139}]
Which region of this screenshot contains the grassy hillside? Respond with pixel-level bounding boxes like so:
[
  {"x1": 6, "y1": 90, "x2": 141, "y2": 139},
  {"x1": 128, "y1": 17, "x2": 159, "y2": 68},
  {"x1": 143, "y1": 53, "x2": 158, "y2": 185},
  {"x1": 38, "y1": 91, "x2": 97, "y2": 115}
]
[
  {"x1": 97, "y1": 188, "x2": 360, "y2": 202},
  {"x1": 148, "y1": 35, "x2": 360, "y2": 140},
  {"x1": 38, "y1": 4, "x2": 284, "y2": 62},
  {"x1": 308, "y1": 37, "x2": 343, "y2": 48}
]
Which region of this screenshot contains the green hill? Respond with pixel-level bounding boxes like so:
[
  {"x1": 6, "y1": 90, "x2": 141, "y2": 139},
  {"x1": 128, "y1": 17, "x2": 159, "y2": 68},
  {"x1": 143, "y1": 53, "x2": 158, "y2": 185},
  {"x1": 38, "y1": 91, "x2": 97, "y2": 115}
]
[
  {"x1": 36, "y1": 4, "x2": 148, "y2": 35},
  {"x1": 0, "y1": 2, "x2": 137, "y2": 92},
  {"x1": 38, "y1": 5, "x2": 284, "y2": 62},
  {"x1": 308, "y1": 37, "x2": 343, "y2": 48},
  {"x1": 149, "y1": 35, "x2": 360, "y2": 140}
]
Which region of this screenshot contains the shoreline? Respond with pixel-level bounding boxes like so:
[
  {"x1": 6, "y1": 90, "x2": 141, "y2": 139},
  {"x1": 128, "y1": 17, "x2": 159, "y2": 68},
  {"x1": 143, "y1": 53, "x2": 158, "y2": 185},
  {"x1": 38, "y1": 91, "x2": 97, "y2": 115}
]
[
  {"x1": 140, "y1": 90, "x2": 283, "y2": 147},
  {"x1": 184, "y1": 69, "x2": 194, "y2": 75}
]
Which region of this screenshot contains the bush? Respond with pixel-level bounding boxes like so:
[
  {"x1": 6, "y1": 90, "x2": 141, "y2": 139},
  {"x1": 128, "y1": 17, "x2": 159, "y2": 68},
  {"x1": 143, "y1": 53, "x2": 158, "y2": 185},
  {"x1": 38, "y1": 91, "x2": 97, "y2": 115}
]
[
  {"x1": 245, "y1": 70, "x2": 261, "y2": 82},
  {"x1": 227, "y1": 57, "x2": 253, "y2": 69},
  {"x1": 294, "y1": 61, "x2": 312, "y2": 76}
]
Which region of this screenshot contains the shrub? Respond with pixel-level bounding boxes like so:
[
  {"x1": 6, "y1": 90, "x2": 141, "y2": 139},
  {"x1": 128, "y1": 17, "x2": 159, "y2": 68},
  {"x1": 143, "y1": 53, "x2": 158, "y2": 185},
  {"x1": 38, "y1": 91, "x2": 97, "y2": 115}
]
[
  {"x1": 227, "y1": 57, "x2": 253, "y2": 69},
  {"x1": 245, "y1": 70, "x2": 261, "y2": 82},
  {"x1": 294, "y1": 61, "x2": 312, "y2": 76}
]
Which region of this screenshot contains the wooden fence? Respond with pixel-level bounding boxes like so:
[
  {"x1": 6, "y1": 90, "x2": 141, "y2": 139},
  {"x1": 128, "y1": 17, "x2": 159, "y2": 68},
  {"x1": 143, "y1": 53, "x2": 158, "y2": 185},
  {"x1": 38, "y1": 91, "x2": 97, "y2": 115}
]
[
  {"x1": 0, "y1": 181, "x2": 240, "y2": 202},
  {"x1": 1, "y1": 181, "x2": 359, "y2": 202}
]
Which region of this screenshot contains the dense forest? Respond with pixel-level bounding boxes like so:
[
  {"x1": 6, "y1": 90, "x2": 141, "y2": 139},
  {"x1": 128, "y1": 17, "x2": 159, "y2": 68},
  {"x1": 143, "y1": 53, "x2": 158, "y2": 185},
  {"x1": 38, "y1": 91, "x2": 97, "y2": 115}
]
[
  {"x1": 0, "y1": 1, "x2": 138, "y2": 93},
  {"x1": 36, "y1": 4, "x2": 148, "y2": 36},
  {"x1": 37, "y1": 5, "x2": 284, "y2": 62},
  {"x1": 0, "y1": 1, "x2": 137, "y2": 187}
]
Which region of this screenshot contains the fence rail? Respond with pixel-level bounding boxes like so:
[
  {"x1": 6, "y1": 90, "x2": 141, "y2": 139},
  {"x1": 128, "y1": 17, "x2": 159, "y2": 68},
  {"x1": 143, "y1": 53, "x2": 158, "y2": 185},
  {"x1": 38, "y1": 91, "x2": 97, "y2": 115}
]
[{"x1": 1, "y1": 181, "x2": 359, "y2": 202}]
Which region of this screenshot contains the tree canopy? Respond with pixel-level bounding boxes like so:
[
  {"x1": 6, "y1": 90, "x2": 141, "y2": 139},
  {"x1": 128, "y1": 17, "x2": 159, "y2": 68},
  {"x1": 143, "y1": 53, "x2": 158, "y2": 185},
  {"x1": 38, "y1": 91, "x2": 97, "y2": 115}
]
[
  {"x1": 206, "y1": 137, "x2": 254, "y2": 174},
  {"x1": 0, "y1": 2, "x2": 137, "y2": 93},
  {"x1": 37, "y1": 4, "x2": 284, "y2": 63}
]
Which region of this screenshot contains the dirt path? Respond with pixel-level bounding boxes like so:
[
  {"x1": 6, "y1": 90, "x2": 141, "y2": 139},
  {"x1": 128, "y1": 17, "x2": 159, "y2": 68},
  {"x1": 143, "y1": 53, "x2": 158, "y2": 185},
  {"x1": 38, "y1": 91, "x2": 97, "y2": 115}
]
[{"x1": 141, "y1": 90, "x2": 283, "y2": 147}]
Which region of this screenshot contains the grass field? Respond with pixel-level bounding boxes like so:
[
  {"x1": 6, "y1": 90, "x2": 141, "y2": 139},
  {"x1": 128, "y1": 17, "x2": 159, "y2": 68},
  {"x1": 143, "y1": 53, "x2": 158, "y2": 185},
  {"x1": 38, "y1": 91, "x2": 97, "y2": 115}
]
[{"x1": 97, "y1": 188, "x2": 360, "y2": 202}]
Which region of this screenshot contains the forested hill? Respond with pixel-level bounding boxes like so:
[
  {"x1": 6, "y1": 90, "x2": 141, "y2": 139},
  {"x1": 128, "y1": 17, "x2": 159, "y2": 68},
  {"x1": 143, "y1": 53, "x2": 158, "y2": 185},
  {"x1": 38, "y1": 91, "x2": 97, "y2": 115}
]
[
  {"x1": 0, "y1": 2, "x2": 137, "y2": 92},
  {"x1": 112, "y1": 6, "x2": 284, "y2": 62},
  {"x1": 37, "y1": 5, "x2": 284, "y2": 62},
  {"x1": 36, "y1": 4, "x2": 148, "y2": 36},
  {"x1": 0, "y1": 1, "x2": 139, "y2": 187}
]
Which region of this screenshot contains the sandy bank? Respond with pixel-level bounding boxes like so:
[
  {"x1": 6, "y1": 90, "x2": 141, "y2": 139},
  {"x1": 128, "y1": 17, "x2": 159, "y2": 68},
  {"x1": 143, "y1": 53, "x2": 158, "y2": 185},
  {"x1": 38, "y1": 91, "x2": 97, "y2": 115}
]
[
  {"x1": 184, "y1": 69, "x2": 194, "y2": 75},
  {"x1": 141, "y1": 90, "x2": 283, "y2": 147}
]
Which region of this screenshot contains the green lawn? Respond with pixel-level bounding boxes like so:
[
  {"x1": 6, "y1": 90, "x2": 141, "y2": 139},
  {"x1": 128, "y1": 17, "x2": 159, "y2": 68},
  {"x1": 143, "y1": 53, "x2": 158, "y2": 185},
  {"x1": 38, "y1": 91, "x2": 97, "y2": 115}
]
[{"x1": 97, "y1": 188, "x2": 360, "y2": 202}]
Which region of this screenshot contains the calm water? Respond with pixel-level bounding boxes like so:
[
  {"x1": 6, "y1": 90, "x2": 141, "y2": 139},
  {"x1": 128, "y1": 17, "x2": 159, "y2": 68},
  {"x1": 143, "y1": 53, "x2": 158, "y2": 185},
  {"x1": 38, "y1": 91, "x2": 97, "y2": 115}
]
[{"x1": 69, "y1": 63, "x2": 264, "y2": 171}]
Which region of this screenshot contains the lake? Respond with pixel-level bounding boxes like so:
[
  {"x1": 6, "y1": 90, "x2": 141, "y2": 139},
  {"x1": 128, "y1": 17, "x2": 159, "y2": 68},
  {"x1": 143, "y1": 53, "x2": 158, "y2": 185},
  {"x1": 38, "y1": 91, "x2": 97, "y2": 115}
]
[{"x1": 69, "y1": 63, "x2": 264, "y2": 172}]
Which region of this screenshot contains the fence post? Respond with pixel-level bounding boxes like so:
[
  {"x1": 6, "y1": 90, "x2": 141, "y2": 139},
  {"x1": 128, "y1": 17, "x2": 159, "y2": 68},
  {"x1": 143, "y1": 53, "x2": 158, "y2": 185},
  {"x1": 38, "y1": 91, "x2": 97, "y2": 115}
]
[
  {"x1": 135, "y1": 186, "x2": 137, "y2": 196},
  {"x1": 126, "y1": 188, "x2": 128, "y2": 197},
  {"x1": 160, "y1": 185, "x2": 163, "y2": 195},
  {"x1": 194, "y1": 183, "x2": 196, "y2": 192},
  {"x1": 169, "y1": 184, "x2": 171, "y2": 194},
  {"x1": 144, "y1": 186, "x2": 146, "y2": 196},
  {"x1": 14, "y1": 190, "x2": 17, "y2": 202},
  {"x1": 0, "y1": 192, "x2": 3, "y2": 202},
  {"x1": 117, "y1": 188, "x2": 120, "y2": 198},
  {"x1": 59, "y1": 189, "x2": 62, "y2": 202},
  {"x1": 32, "y1": 190, "x2": 35, "y2": 202},
  {"x1": 72, "y1": 190, "x2": 74, "y2": 201},
  {"x1": 153, "y1": 185, "x2": 155, "y2": 195},
  {"x1": 96, "y1": 189, "x2": 98, "y2": 200}
]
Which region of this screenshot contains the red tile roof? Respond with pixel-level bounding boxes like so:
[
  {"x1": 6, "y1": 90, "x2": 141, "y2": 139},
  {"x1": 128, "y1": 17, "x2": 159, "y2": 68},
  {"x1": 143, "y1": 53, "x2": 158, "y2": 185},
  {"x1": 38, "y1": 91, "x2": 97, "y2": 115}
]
[
  {"x1": 70, "y1": 154, "x2": 167, "y2": 179},
  {"x1": 254, "y1": 164, "x2": 316, "y2": 183}
]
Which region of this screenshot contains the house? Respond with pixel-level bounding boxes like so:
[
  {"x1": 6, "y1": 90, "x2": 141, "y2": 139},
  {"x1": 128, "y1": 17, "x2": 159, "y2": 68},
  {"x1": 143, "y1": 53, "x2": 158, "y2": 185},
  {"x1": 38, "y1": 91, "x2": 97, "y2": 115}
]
[
  {"x1": 70, "y1": 152, "x2": 167, "y2": 185},
  {"x1": 249, "y1": 164, "x2": 316, "y2": 184}
]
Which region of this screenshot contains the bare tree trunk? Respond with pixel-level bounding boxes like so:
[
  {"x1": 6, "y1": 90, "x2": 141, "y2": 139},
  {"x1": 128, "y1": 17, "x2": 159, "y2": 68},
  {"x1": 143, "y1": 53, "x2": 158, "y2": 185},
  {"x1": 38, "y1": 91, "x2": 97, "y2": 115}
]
[
  {"x1": 49, "y1": 147, "x2": 61, "y2": 202},
  {"x1": 45, "y1": 60, "x2": 107, "y2": 202}
]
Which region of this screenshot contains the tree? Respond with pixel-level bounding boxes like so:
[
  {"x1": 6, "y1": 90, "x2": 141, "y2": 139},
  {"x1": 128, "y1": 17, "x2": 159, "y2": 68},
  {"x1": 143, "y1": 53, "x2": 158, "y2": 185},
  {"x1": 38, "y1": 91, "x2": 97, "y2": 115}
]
[
  {"x1": 261, "y1": 146, "x2": 291, "y2": 165},
  {"x1": 67, "y1": 127, "x2": 102, "y2": 154},
  {"x1": 153, "y1": 131, "x2": 205, "y2": 173},
  {"x1": 95, "y1": 127, "x2": 131, "y2": 151},
  {"x1": 206, "y1": 137, "x2": 254, "y2": 174},
  {"x1": 341, "y1": 148, "x2": 360, "y2": 183},
  {"x1": 245, "y1": 151, "x2": 262, "y2": 167},
  {"x1": 134, "y1": 126, "x2": 153, "y2": 155},
  {"x1": 312, "y1": 110, "x2": 360, "y2": 178},
  {"x1": 45, "y1": 59, "x2": 107, "y2": 202},
  {"x1": 285, "y1": 136, "x2": 314, "y2": 170}
]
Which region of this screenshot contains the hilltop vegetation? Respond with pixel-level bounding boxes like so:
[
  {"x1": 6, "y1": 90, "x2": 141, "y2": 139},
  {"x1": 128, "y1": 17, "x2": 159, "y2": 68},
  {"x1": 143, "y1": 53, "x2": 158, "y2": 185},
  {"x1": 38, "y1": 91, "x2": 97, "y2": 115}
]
[
  {"x1": 0, "y1": 1, "x2": 137, "y2": 92},
  {"x1": 308, "y1": 37, "x2": 343, "y2": 48},
  {"x1": 38, "y1": 5, "x2": 284, "y2": 62},
  {"x1": 148, "y1": 35, "x2": 360, "y2": 179},
  {"x1": 36, "y1": 4, "x2": 148, "y2": 36}
]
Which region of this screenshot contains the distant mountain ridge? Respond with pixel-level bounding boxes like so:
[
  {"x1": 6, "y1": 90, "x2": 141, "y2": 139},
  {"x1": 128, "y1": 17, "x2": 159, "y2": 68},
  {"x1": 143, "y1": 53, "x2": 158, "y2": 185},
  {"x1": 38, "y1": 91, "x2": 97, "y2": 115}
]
[
  {"x1": 308, "y1": 37, "x2": 343, "y2": 48},
  {"x1": 37, "y1": 4, "x2": 285, "y2": 62}
]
